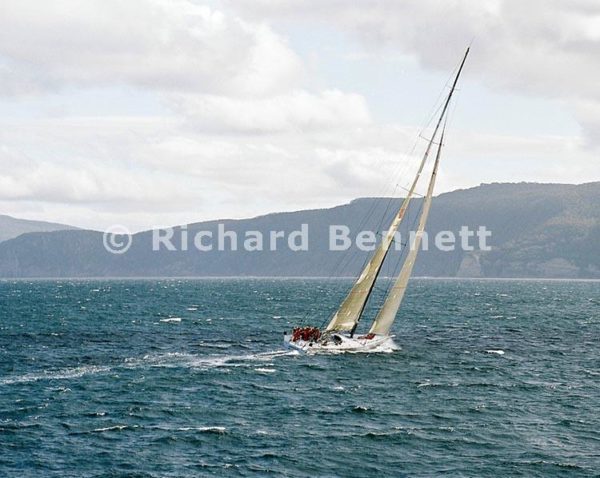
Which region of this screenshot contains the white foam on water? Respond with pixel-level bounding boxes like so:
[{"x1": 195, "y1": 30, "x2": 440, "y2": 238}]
[
  {"x1": 198, "y1": 342, "x2": 232, "y2": 349},
  {"x1": 197, "y1": 426, "x2": 227, "y2": 434},
  {"x1": 1, "y1": 348, "x2": 302, "y2": 385},
  {"x1": 486, "y1": 349, "x2": 505, "y2": 355},
  {"x1": 254, "y1": 368, "x2": 276, "y2": 373},
  {"x1": 90, "y1": 425, "x2": 131, "y2": 433},
  {"x1": 438, "y1": 426, "x2": 455, "y2": 432},
  {"x1": 0, "y1": 365, "x2": 111, "y2": 385},
  {"x1": 188, "y1": 350, "x2": 293, "y2": 369},
  {"x1": 160, "y1": 317, "x2": 182, "y2": 323},
  {"x1": 126, "y1": 349, "x2": 297, "y2": 371}
]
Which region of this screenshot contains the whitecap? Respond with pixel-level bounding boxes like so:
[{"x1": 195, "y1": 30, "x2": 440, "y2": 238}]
[
  {"x1": 198, "y1": 342, "x2": 232, "y2": 349},
  {"x1": 88, "y1": 411, "x2": 107, "y2": 417},
  {"x1": 90, "y1": 425, "x2": 132, "y2": 433},
  {"x1": 197, "y1": 426, "x2": 226, "y2": 434},
  {"x1": 160, "y1": 317, "x2": 182, "y2": 323},
  {"x1": 439, "y1": 426, "x2": 455, "y2": 432},
  {"x1": 486, "y1": 349, "x2": 505, "y2": 355},
  {"x1": 254, "y1": 368, "x2": 276, "y2": 373}
]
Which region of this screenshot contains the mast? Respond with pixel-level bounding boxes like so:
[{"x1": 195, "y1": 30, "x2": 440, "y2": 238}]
[
  {"x1": 324, "y1": 137, "x2": 436, "y2": 334},
  {"x1": 368, "y1": 121, "x2": 446, "y2": 336},
  {"x1": 324, "y1": 47, "x2": 469, "y2": 334}
]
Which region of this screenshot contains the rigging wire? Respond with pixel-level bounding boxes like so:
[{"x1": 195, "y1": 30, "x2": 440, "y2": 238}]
[
  {"x1": 297, "y1": 52, "x2": 468, "y2": 329},
  {"x1": 346, "y1": 54, "x2": 467, "y2": 332},
  {"x1": 368, "y1": 89, "x2": 464, "y2": 333}
]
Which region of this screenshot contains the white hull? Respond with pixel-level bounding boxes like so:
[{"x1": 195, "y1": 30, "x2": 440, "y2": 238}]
[{"x1": 284, "y1": 332, "x2": 399, "y2": 354}]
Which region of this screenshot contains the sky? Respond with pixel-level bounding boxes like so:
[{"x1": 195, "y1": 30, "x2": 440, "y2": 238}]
[{"x1": 0, "y1": 0, "x2": 598, "y2": 232}]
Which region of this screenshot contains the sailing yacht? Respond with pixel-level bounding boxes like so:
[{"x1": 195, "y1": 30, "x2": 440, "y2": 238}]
[{"x1": 285, "y1": 48, "x2": 469, "y2": 354}]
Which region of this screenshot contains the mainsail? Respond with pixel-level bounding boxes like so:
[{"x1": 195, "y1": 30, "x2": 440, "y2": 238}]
[
  {"x1": 325, "y1": 47, "x2": 470, "y2": 334},
  {"x1": 368, "y1": 124, "x2": 445, "y2": 336},
  {"x1": 323, "y1": 139, "x2": 434, "y2": 333}
]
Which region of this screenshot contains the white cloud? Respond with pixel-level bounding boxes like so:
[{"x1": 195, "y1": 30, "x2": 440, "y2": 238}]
[
  {"x1": 227, "y1": 0, "x2": 600, "y2": 146},
  {"x1": 3, "y1": 114, "x2": 595, "y2": 231},
  {"x1": 0, "y1": 0, "x2": 379, "y2": 228},
  {"x1": 0, "y1": 1, "x2": 374, "y2": 133},
  {"x1": 0, "y1": 0, "x2": 303, "y2": 97},
  {"x1": 0, "y1": 0, "x2": 598, "y2": 231},
  {"x1": 228, "y1": 0, "x2": 600, "y2": 98},
  {"x1": 0, "y1": 115, "x2": 412, "y2": 229},
  {"x1": 0, "y1": 140, "x2": 193, "y2": 206},
  {"x1": 170, "y1": 89, "x2": 371, "y2": 133},
  {"x1": 573, "y1": 100, "x2": 600, "y2": 150}
]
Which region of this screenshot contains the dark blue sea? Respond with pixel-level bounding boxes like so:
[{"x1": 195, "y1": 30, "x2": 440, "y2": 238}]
[{"x1": 1, "y1": 278, "x2": 599, "y2": 477}]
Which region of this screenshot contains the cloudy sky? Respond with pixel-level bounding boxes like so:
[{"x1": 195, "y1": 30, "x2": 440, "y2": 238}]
[{"x1": 0, "y1": 0, "x2": 598, "y2": 231}]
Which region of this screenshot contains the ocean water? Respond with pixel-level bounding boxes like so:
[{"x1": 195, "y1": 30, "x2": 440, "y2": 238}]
[{"x1": 0, "y1": 278, "x2": 599, "y2": 477}]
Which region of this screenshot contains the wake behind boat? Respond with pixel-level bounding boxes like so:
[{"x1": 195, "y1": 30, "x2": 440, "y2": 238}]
[{"x1": 284, "y1": 47, "x2": 470, "y2": 354}]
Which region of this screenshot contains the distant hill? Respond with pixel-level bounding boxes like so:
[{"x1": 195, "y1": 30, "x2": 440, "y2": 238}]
[
  {"x1": 0, "y1": 214, "x2": 78, "y2": 243},
  {"x1": 0, "y1": 182, "x2": 598, "y2": 278}
]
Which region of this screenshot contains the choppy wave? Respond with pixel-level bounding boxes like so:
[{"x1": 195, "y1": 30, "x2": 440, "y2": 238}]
[
  {"x1": 89, "y1": 425, "x2": 132, "y2": 433},
  {"x1": 150, "y1": 425, "x2": 227, "y2": 435},
  {"x1": 1, "y1": 278, "x2": 599, "y2": 477}
]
